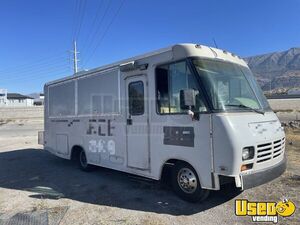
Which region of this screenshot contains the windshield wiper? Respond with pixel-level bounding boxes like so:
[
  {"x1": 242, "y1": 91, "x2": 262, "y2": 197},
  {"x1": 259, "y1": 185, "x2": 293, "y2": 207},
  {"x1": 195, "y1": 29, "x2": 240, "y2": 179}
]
[{"x1": 225, "y1": 104, "x2": 265, "y2": 115}]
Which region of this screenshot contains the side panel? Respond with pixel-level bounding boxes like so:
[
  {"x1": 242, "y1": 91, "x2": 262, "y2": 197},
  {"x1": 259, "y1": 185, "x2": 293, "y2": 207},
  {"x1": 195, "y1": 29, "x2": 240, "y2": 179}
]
[
  {"x1": 45, "y1": 50, "x2": 186, "y2": 180},
  {"x1": 76, "y1": 69, "x2": 122, "y2": 165},
  {"x1": 56, "y1": 134, "x2": 69, "y2": 155},
  {"x1": 147, "y1": 60, "x2": 214, "y2": 189},
  {"x1": 83, "y1": 117, "x2": 123, "y2": 166},
  {"x1": 149, "y1": 114, "x2": 213, "y2": 189}
]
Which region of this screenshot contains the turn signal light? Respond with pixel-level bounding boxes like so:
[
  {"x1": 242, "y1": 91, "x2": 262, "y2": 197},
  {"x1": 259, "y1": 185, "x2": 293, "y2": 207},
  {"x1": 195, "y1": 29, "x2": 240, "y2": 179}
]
[{"x1": 241, "y1": 163, "x2": 253, "y2": 171}]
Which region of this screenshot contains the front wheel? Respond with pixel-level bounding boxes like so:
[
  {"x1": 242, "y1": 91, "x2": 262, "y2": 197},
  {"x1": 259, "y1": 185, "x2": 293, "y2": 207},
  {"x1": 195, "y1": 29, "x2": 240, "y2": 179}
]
[
  {"x1": 78, "y1": 150, "x2": 95, "y2": 172},
  {"x1": 172, "y1": 162, "x2": 209, "y2": 202}
]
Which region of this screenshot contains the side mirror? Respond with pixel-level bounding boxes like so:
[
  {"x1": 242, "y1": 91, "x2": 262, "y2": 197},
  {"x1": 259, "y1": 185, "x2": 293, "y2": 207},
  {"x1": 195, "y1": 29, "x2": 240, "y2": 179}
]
[{"x1": 180, "y1": 89, "x2": 196, "y2": 109}]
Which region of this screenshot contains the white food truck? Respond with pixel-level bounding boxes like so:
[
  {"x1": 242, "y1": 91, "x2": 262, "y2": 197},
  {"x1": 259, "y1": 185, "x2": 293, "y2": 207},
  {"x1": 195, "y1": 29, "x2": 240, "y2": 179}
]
[{"x1": 42, "y1": 44, "x2": 286, "y2": 202}]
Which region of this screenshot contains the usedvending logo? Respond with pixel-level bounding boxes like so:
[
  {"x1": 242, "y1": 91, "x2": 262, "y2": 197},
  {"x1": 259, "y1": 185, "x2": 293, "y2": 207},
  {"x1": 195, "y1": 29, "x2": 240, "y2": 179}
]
[{"x1": 235, "y1": 198, "x2": 296, "y2": 223}]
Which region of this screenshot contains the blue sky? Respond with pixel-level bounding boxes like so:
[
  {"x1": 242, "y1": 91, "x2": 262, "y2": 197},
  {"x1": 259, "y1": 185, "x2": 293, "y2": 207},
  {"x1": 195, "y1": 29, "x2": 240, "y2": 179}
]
[{"x1": 0, "y1": 0, "x2": 299, "y2": 94}]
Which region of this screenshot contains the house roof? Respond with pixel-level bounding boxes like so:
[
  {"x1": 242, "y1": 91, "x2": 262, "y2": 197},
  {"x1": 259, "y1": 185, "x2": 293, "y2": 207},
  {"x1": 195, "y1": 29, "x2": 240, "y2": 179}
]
[{"x1": 7, "y1": 93, "x2": 34, "y2": 99}]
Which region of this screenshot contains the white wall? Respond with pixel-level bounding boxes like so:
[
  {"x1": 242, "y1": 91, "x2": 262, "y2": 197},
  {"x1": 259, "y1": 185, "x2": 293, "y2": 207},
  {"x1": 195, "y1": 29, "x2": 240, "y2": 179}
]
[
  {"x1": 0, "y1": 89, "x2": 7, "y2": 106},
  {"x1": 6, "y1": 98, "x2": 34, "y2": 107},
  {"x1": 0, "y1": 98, "x2": 7, "y2": 106}
]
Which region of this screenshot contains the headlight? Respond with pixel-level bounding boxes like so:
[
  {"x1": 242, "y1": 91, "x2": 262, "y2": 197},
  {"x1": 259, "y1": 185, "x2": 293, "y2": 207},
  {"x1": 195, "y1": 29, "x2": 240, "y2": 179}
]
[{"x1": 242, "y1": 147, "x2": 254, "y2": 160}]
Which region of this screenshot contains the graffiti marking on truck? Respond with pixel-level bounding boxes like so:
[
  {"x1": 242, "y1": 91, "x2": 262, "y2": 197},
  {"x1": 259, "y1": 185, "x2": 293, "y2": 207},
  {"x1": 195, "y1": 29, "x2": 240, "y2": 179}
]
[
  {"x1": 88, "y1": 139, "x2": 116, "y2": 155},
  {"x1": 86, "y1": 119, "x2": 115, "y2": 136}
]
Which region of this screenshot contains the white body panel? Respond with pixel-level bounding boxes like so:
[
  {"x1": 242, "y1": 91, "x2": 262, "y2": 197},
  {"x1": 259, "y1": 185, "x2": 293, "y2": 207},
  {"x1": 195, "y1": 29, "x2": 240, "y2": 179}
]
[{"x1": 43, "y1": 44, "x2": 285, "y2": 190}]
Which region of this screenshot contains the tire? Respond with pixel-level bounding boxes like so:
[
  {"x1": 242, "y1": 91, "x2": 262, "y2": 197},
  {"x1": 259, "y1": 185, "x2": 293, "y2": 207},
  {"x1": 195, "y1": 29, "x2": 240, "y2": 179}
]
[
  {"x1": 78, "y1": 149, "x2": 95, "y2": 172},
  {"x1": 171, "y1": 162, "x2": 210, "y2": 202}
]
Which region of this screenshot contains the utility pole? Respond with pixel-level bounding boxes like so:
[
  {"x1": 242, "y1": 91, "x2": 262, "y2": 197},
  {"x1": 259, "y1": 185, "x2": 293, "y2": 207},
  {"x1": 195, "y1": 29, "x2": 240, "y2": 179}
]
[{"x1": 72, "y1": 40, "x2": 79, "y2": 74}]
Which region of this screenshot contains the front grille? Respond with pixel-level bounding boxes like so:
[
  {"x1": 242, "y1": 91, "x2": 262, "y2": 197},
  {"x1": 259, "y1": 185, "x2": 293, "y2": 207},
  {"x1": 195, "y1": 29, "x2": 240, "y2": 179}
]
[{"x1": 256, "y1": 137, "x2": 285, "y2": 163}]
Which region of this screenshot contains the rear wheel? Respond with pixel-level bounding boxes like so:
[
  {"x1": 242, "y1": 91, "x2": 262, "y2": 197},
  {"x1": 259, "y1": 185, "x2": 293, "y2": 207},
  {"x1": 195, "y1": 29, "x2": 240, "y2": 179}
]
[
  {"x1": 78, "y1": 149, "x2": 95, "y2": 172},
  {"x1": 172, "y1": 162, "x2": 209, "y2": 202}
]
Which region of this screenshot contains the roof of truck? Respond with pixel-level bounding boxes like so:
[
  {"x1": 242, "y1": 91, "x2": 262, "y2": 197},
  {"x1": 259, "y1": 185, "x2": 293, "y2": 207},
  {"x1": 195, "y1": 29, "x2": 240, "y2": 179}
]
[{"x1": 45, "y1": 43, "x2": 248, "y2": 86}]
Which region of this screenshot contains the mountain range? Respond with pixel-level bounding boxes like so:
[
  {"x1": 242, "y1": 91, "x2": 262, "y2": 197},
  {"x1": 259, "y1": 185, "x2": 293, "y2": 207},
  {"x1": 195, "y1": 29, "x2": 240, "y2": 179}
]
[{"x1": 245, "y1": 47, "x2": 300, "y2": 93}]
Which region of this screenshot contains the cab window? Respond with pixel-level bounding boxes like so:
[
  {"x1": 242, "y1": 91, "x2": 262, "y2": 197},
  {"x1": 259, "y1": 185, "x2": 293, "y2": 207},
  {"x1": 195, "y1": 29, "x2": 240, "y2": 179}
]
[{"x1": 156, "y1": 61, "x2": 207, "y2": 114}]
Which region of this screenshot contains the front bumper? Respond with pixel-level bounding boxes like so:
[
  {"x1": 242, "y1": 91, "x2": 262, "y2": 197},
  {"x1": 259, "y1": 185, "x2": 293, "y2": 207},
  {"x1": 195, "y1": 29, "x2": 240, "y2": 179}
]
[{"x1": 241, "y1": 157, "x2": 286, "y2": 190}]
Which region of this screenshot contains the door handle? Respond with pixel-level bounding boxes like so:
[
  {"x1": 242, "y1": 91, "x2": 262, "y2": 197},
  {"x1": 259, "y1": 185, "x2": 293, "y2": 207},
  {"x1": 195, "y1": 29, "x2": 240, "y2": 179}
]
[{"x1": 127, "y1": 118, "x2": 132, "y2": 125}]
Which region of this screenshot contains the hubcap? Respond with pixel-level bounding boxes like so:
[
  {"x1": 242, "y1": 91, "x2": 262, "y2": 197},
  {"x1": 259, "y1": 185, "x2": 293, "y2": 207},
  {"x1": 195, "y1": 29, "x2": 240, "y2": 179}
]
[
  {"x1": 80, "y1": 151, "x2": 87, "y2": 168},
  {"x1": 177, "y1": 168, "x2": 198, "y2": 194}
]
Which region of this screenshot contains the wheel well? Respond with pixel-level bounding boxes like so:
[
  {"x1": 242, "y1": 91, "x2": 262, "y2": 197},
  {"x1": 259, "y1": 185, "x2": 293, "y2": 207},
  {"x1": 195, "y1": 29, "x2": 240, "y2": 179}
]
[
  {"x1": 160, "y1": 159, "x2": 192, "y2": 181},
  {"x1": 71, "y1": 145, "x2": 84, "y2": 161}
]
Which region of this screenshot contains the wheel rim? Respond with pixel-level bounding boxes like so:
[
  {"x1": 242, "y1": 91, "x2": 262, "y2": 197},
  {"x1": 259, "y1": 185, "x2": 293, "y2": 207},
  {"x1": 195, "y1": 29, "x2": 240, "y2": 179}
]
[
  {"x1": 177, "y1": 167, "x2": 198, "y2": 194},
  {"x1": 80, "y1": 151, "x2": 88, "y2": 168}
]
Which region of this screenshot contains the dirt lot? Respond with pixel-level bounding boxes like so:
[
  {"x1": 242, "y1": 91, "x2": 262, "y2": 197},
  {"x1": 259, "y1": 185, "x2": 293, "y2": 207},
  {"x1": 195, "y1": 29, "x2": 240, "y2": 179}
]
[{"x1": 0, "y1": 119, "x2": 299, "y2": 225}]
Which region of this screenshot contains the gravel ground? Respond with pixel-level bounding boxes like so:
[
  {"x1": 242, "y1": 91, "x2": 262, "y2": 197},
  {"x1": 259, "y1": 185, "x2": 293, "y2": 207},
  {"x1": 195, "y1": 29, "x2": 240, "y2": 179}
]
[{"x1": 0, "y1": 119, "x2": 299, "y2": 225}]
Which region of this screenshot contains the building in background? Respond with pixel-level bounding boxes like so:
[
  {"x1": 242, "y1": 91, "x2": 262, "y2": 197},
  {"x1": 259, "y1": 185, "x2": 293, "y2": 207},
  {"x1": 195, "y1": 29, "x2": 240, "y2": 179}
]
[
  {"x1": 0, "y1": 89, "x2": 8, "y2": 106},
  {"x1": 6, "y1": 93, "x2": 34, "y2": 107},
  {"x1": 33, "y1": 93, "x2": 44, "y2": 106},
  {"x1": 0, "y1": 88, "x2": 36, "y2": 107}
]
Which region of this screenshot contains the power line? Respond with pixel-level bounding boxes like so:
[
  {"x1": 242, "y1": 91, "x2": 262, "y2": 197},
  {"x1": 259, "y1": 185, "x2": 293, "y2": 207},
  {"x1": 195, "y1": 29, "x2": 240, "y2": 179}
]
[
  {"x1": 0, "y1": 53, "x2": 65, "y2": 73},
  {"x1": 73, "y1": 0, "x2": 83, "y2": 40},
  {"x1": 80, "y1": 0, "x2": 112, "y2": 56},
  {"x1": 2, "y1": 0, "x2": 124, "y2": 87},
  {"x1": 0, "y1": 56, "x2": 69, "y2": 77},
  {"x1": 80, "y1": 0, "x2": 105, "y2": 55},
  {"x1": 0, "y1": 62, "x2": 70, "y2": 82},
  {"x1": 0, "y1": 64, "x2": 70, "y2": 83},
  {"x1": 70, "y1": 0, "x2": 87, "y2": 74},
  {"x1": 71, "y1": 0, "x2": 80, "y2": 42},
  {"x1": 74, "y1": 0, "x2": 87, "y2": 41},
  {"x1": 76, "y1": 0, "x2": 87, "y2": 41},
  {"x1": 83, "y1": 0, "x2": 125, "y2": 66},
  {"x1": 0, "y1": 57, "x2": 68, "y2": 77},
  {"x1": 1, "y1": 69, "x2": 71, "y2": 84}
]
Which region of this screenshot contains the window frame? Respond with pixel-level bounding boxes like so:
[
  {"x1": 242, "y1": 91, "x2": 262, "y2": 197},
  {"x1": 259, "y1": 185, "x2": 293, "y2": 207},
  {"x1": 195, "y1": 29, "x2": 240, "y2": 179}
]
[
  {"x1": 128, "y1": 80, "x2": 145, "y2": 116},
  {"x1": 48, "y1": 79, "x2": 76, "y2": 118},
  {"x1": 192, "y1": 57, "x2": 270, "y2": 112},
  {"x1": 155, "y1": 58, "x2": 211, "y2": 115}
]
